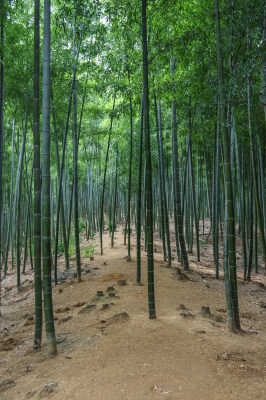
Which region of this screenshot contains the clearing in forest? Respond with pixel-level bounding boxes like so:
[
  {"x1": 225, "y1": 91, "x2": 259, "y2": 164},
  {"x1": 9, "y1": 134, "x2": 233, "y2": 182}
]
[{"x1": 0, "y1": 226, "x2": 266, "y2": 400}]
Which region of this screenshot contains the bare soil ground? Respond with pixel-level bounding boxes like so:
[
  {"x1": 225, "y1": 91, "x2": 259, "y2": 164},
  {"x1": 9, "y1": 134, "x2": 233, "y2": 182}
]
[{"x1": 0, "y1": 224, "x2": 266, "y2": 400}]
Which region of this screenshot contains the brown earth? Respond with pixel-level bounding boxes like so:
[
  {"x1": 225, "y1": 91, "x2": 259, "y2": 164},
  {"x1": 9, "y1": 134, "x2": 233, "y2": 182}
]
[{"x1": 0, "y1": 225, "x2": 266, "y2": 400}]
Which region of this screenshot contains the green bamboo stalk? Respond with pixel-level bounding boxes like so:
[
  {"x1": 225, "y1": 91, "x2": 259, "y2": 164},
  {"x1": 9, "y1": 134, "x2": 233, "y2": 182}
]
[
  {"x1": 111, "y1": 150, "x2": 118, "y2": 248},
  {"x1": 214, "y1": 0, "x2": 240, "y2": 331},
  {"x1": 171, "y1": 59, "x2": 189, "y2": 270},
  {"x1": 51, "y1": 102, "x2": 69, "y2": 272},
  {"x1": 54, "y1": 20, "x2": 84, "y2": 281},
  {"x1": 247, "y1": 24, "x2": 266, "y2": 266},
  {"x1": 17, "y1": 101, "x2": 28, "y2": 289},
  {"x1": 154, "y1": 94, "x2": 167, "y2": 262},
  {"x1": 42, "y1": 0, "x2": 56, "y2": 355},
  {"x1": 158, "y1": 98, "x2": 172, "y2": 266},
  {"x1": 235, "y1": 133, "x2": 247, "y2": 279},
  {"x1": 4, "y1": 122, "x2": 15, "y2": 275},
  {"x1": 23, "y1": 160, "x2": 33, "y2": 274},
  {"x1": 0, "y1": 0, "x2": 4, "y2": 285},
  {"x1": 142, "y1": 0, "x2": 156, "y2": 319},
  {"x1": 72, "y1": 17, "x2": 81, "y2": 282},
  {"x1": 188, "y1": 96, "x2": 200, "y2": 261},
  {"x1": 247, "y1": 169, "x2": 253, "y2": 281},
  {"x1": 100, "y1": 95, "x2": 116, "y2": 255},
  {"x1": 262, "y1": 2, "x2": 266, "y2": 124},
  {"x1": 127, "y1": 73, "x2": 133, "y2": 261},
  {"x1": 136, "y1": 97, "x2": 144, "y2": 285}
]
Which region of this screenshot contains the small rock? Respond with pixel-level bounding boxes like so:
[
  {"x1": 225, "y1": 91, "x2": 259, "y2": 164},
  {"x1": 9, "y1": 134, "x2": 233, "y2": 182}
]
[
  {"x1": 21, "y1": 364, "x2": 34, "y2": 374},
  {"x1": 198, "y1": 307, "x2": 225, "y2": 322},
  {"x1": 117, "y1": 280, "x2": 126, "y2": 286},
  {"x1": 25, "y1": 391, "x2": 37, "y2": 398},
  {"x1": 216, "y1": 308, "x2": 227, "y2": 313},
  {"x1": 56, "y1": 334, "x2": 68, "y2": 344},
  {"x1": 0, "y1": 337, "x2": 18, "y2": 351},
  {"x1": 55, "y1": 306, "x2": 72, "y2": 314},
  {"x1": 96, "y1": 291, "x2": 104, "y2": 297},
  {"x1": 57, "y1": 316, "x2": 73, "y2": 325},
  {"x1": 194, "y1": 329, "x2": 206, "y2": 334},
  {"x1": 58, "y1": 289, "x2": 63, "y2": 294},
  {"x1": 73, "y1": 302, "x2": 86, "y2": 308},
  {"x1": 0, "y1": 379, "x2": 16, "y2": 392},
  {"x1": 199, "y1": 307, "x2": 211, "y2": 315},
  {"x1": 180, "y1": 312, "x2": 195, "y2": 319},
  {"x1": 176, "y1": 304, "x2": 189, "y2": 311},
  {"x1": 78, "y1": 305, "x2": 97, "y2": 314},
  {"x1": 103, "y1": 262, "x2": 107, "y2": 265},
  {"x1": 102, "y1": 303, "x2": 114, "y2": 310},
  {"x1": 1, "y1": 327, "x2": 9, "y2": 334},
  {"x1": 38, "y1": 382, "x2": 58, "y2": 398},
  {"x1": 84, "y1": 268, "x2": 91, "y2": 274},
  {"x1": 110, "y1": 312, "x2": 129, "y2": 323},
  {"x1": 216, "y1": 352, "x2": 246, "y2": 362},
  {"x1": 84, "y1": 337, "x2": 96, "y2": 345}
]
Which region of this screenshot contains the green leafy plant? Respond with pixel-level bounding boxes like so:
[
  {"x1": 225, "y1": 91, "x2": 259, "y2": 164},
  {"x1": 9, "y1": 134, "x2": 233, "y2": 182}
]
[
  {"x1": 68, "y1": 244, "x2": 76, "y2": 258},
  {"x1": 107, "y1": 220, "x2": 116, "y2": 232},
  {"x1": 84, "y1": 243, "x2": 95, "y2": 259},
  {"x1": 79, "y1": 219, "x2": 86, "y2": 233},
  {"x1": 58, "y1": 242, "x2": 65, "y2": 253}
]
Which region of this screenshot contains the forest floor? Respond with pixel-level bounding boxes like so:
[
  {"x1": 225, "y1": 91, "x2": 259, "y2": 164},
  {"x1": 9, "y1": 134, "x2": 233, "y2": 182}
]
[{"x1": 0, "y1": 223, "x2": 266, "y2": 400}]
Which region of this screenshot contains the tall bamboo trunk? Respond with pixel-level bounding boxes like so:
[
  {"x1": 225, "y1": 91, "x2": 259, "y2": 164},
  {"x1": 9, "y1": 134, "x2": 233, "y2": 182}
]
[
  {"x1": 73, "y1": 19, "x2": 81, "y2": 282},
  {"x1": 263, "y1": 2, "x2": 266, "y2": 124},
  {"x1": 17, "y1": 102, "x2": 28, "y2": 289},
  {"x1": 52, "y1": 105, "x2": 69, "y2": 273},
  {"x1": 136, "y1": 97, "x2": 143, "y2": 284},
  {"x1": 42, "y1": 0, "x2": 56, "y2": 355},
  {"x1": 154, "y1": 94, "x2": 167, "y2": 263},
  {"x1": 0, "y1": 0, "x2": 4, "y2": 308},
  {"x1": 100, "y1": 95, "x2": 115, "y2": 255},
  {"x1": 142, "y1": 0, "x2": 156, "y2": 319},
  {"x1": 170, "y1": 59, "x2": 189, "y2": 270},
  {"x1": 247, "y1": 25, "x2": 266, "y2": 265},
  {"x1": 127, "y1": 75, "x2": 133, "y2": 261},
  {"x1": 214, "y1": 0, "x2": 240, "y2": 332},
  {"x1": 111, "y1": 151, "x2": 118, "y2": 248},
  {"x1": 188, "y1": 96, "x2": 200, "y2": 261}
]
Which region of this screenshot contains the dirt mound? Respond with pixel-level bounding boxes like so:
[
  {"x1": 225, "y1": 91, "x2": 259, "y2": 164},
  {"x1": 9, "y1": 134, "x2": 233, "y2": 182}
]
[{"x1": 97, "y1": 273, "x2": 127, "y2": 281}]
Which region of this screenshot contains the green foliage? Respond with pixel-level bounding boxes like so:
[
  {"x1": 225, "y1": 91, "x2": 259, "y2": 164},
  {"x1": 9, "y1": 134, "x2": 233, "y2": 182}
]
[
  {"x1": 79, "y1": 219, "x2": 86, "y2": 233},
  {"x1": 58, "y1": 242, "x2": 65, "y2": 254},
  {"x1": 83, "y1": 243, "x2": 95, "y2": 258},
  {"x1": 107, "y1": 220, "x2": 116, "y2": 232},
  {"x1": 68, "y1": 243, "x2": 76, "y2": 258}
]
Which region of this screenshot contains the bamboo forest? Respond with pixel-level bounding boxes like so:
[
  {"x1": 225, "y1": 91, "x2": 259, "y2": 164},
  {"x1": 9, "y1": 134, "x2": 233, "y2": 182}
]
[{"x1": 0, "y1": 0, "x2": 265, "y2": 399}]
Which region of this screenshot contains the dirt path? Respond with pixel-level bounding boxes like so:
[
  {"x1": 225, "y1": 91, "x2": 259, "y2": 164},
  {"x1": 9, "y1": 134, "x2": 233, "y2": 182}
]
[{"x1": 0, "y1": 227, "x2": 266, "y2": 400}]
